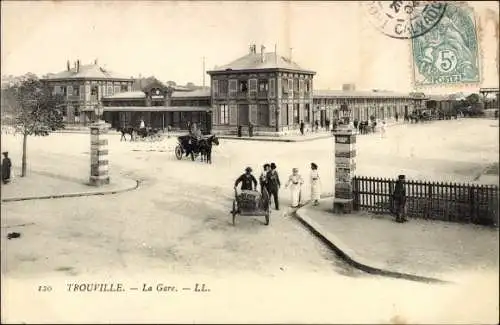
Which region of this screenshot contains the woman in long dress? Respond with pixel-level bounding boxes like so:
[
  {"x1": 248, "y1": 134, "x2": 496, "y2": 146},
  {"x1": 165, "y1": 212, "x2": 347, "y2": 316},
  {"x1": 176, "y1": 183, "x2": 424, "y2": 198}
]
[
  {"x1": 310, "y1": 163, "x2": 321, "y2": 205},
  {"x1": 285, "y1": 168, "x2": 304, "y2": 208}
]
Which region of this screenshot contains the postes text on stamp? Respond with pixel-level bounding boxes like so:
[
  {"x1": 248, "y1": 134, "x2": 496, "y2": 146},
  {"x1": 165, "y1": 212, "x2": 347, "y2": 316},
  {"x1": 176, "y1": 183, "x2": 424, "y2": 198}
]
[
  {"x1": 363, "y1": 1, "x2": 447, "y2": 40},
  {"x1": 411, "y1": 3, "x2": 480, "y2": 87}
]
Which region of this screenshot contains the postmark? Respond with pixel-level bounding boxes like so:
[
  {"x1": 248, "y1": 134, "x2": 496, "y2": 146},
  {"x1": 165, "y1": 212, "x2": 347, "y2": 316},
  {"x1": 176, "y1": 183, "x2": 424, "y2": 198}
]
[
  {"x1": 363, "y1": 1, "x2": 447, "y2": 39},
  {"x1": 411, "y1": 3, "x2": 481, "y2": 87}
]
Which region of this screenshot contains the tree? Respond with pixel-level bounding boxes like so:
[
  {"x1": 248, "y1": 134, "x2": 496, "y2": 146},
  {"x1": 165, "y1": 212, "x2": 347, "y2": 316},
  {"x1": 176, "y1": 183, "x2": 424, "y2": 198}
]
[{"x1": 4, "y1": 76, "x2": 65, "y2": 177}]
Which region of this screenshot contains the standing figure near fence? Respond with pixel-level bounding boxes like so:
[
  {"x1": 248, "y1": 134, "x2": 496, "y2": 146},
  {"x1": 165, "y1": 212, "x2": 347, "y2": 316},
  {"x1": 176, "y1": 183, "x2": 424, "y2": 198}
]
[
  {"x1": 285, "y1": 168, "x2": 304, "y2": 208},
  {"x1": 1, "y1": 152, "x2": 12, "y2": 185},
  {"x1": 392, "y1": 174, "x2": 407, "y2": 223},
  {"x1": 310, "y1": 163, "x2": 321, "y2": 206}
]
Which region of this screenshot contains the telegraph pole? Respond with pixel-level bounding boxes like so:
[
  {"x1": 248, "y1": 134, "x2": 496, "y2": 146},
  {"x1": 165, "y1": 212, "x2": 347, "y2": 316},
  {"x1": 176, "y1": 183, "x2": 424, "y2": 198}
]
[{"x1": 202, "y1": 56, "x2": 206, "y2": 87}]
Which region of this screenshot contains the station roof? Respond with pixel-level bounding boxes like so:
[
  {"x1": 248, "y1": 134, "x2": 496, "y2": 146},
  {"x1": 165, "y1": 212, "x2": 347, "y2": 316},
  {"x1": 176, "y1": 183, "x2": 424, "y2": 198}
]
[
  {"x1": 313, "y1": 89, "x2": 412, "y2": 99},
  {"x1": 208, "y1": 51, "x2": 315, "y2": 74},
  {"x1": 103, "y1": 88, "x2": 210, "y2": 100},
  {"x1": 103, "y1": 106, "x2": 211, "y2": 112},
  {"x1": 43, "y1": 63, "x2": 130, "y2": 81},
  {"x1": 171, "y1": 88, "x2": 210, "y2": 98}
]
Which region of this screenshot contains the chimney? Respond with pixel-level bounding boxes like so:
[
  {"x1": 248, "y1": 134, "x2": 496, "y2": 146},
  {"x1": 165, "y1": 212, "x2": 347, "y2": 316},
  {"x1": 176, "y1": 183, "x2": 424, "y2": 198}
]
[
  {"x1": 77, "y1": 60, "x2": 80, "y2": 72},
  {"x1": 260, "y1": 45, "x2": 266, "y2": 63},
  {"x1": 67, "y1": 60, "x2": 70, "y2": 71},
  {"x1": 94, "y1": 58, "x2": 98, "y2": 65}
]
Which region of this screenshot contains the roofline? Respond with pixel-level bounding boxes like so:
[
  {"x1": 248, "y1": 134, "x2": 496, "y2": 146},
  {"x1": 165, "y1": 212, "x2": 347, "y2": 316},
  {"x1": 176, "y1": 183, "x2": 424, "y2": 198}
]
[
  {"x1": 313, "y1": 93, "x2": 414, "y2": 99},
  {"x1": 103, "y1": 106, "x2": 211, "y2": 112},
  {"x1": 102, "y1": 97, "x2": 145, "y2": 101},
  {"x1": 207, "y1": 68, "x2": 316, "y2": 75},
  {"x1": 41, "y1": 77, "x2": 133, "y2": 82},
  {"x1": 171, "y1": 95, "x2": 211, "y2": 99}
]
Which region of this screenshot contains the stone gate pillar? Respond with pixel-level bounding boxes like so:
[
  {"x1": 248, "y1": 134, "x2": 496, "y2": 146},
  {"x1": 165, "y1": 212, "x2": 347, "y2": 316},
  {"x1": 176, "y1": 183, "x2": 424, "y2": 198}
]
[
  {"x1": 89, "y1": 121, "x2": 110, "y2": 186},
  {"x1": 333, "y1": 126, "x2": 356, "y2": 213}
]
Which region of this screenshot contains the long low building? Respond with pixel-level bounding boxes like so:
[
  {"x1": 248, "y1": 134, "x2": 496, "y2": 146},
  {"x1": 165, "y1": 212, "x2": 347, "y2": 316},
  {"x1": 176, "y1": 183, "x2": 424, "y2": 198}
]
[
  {"x1": 312, "y1": 89, "x2": 421, "y2": 129},
  {"x1": 101, "y1": 79, "x2": 212, "y2": 132}
]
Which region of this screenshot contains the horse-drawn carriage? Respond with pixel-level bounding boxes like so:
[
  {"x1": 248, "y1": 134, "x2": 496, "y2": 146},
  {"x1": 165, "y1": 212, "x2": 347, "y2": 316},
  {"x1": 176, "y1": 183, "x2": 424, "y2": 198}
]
[
  {"x1": 175, "y1": 134, "x2": 219, "y2": 163},
  {"x1": 118, "y1": 126, "x2": 163, "y2": 142},
  {"x1": 230, "y1": 189, "x2": 271, "y2": 226}
]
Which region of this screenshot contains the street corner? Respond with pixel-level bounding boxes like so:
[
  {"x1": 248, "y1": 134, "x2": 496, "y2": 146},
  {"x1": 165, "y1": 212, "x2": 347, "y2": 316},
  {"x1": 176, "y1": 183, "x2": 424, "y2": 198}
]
[
  {"x1": 294, "y1": 199, "x2": 449, "y2": 284},
  {"x1": 294, "y1": 200, "x2": 372, "y2": 266},
  {"x1": 1, "y1": 172, "x2": 139, "y2": 202}
]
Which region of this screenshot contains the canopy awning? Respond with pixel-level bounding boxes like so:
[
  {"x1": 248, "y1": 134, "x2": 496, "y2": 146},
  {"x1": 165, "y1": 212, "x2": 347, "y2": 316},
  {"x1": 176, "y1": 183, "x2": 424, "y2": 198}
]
[{"x1": 103, "y1": 106, "x2": 211, "y2": 112}]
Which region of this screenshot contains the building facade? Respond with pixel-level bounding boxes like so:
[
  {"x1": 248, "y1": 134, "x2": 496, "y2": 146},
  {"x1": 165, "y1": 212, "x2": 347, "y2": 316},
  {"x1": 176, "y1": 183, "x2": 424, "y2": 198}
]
[
  {"x1": 207, "y1": 45, "x2": 316, "y2": 135},
  {"x1": 101, "y1": 78, "x2": 212, "y2": 132},
  {"x1": 313, "y1": 90, "x2": 418, "y2": 128},
  {"x1": 42, "y1": 60, "x2": 134, "y2": 124}
]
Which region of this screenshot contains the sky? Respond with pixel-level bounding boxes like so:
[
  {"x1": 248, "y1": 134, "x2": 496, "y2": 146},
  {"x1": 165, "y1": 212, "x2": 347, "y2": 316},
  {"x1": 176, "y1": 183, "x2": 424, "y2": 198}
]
[{"x1": 1, "y1": 1, "x2": 498, "y2": 94}]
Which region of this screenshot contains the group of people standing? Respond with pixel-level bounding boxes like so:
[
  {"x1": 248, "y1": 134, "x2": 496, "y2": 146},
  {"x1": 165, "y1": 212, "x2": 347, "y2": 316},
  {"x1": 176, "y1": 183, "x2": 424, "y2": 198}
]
[{"x1": 234, "y1": 162, "x2": 322, "y2": 210}]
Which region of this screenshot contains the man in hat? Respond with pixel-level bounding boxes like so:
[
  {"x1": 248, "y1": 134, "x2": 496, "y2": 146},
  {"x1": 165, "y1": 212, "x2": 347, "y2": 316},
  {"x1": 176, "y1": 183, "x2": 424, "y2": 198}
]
[
  {"x1": 234, "y1": 167, "x2": 258, "y2": 191},
  {"x1": 392, "y1": 174, "x2": 407, "y2": 222},
  {"x1": 1, "y1": 151, "x2": 12, "y2": 185},
  {"x1": 259, "y1": 163, "x2": 271, "y2": 195},
  {"x1": 267, "y1": 162, "x2": 281, "y2": 210}
]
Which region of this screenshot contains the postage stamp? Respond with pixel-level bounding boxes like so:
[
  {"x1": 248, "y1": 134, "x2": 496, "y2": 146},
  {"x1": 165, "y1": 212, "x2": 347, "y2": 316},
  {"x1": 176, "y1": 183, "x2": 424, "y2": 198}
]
[
  {"x1": 363, "y1": 1, "x2": 447, "y2": 39},
  {"x1": 411, "y1": 3, "x2": 481, "y2": 87}
]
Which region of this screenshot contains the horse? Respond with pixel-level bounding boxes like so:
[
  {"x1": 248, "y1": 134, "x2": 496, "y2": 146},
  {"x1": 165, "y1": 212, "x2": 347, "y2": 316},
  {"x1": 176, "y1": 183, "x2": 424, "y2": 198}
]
[
  {"x1": 199, "y1": 134, "x2": 219, "y2": 164},
  {"x1": 117, "y1": 126, "x2": 135, "y2": 141}
]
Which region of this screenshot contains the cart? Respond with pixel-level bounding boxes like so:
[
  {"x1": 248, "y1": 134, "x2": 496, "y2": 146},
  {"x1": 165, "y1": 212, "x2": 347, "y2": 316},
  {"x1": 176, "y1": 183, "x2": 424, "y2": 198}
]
[{"x1": 231, "y1": 188, "x2": 271, "y2": 226}]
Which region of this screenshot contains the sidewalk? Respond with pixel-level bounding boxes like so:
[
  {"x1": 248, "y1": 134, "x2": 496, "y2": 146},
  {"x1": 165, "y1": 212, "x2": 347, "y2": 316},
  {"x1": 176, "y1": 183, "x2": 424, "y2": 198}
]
[
  {"x1": 218, "y1": 131, "x2": 333, "y2": 142},
  {"x1": 1, "y1": 170, "x2": 138, "y2": 202},
  {"x1": 295, "y1": 199, "x2": 499, "y2": 282}
]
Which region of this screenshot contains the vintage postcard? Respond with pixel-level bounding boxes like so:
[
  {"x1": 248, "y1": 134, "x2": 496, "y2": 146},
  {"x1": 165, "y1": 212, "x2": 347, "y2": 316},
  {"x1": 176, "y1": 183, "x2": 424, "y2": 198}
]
[{"x1": 1, "y1": 1, "x2": 499, "y2": 323}]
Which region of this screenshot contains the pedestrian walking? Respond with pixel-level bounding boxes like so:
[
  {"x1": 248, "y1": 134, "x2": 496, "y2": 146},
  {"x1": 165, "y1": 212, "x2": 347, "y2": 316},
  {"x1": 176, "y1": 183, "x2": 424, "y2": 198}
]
[
  {"x1": 380, "y1": 120, "x2": 386, "y2": 138},
  {"x1": 310, "y1": 163, "x2": 321, "y2": 205},
  {"x1": 391, "y1": 175, "x2": 407, "y2": 223},
  {"x1": 314, "y1": 120, "x2": 319, "y2": 132},
  {"x1": 234, "y1": 167, "x2": 258, "y2": 191},
  {"x1": 325, "y1": 119, "x2": 330, "y2": 131},
  {"x1": 299, "y1": 120, "x2": 305, "y2": 135},
  {"x1": 266, "y1": 162, "x2": 281, "y2": 210},
  {"x1": 395, "y1": 112, "x2": 399, "y2": 122},
  {"x1": 285, "y1": 168, "x2": 304, "y2": 208},
  {"x1": 259, "y1": 163, "x2": 270, "y2": 195},
  {"x1": 1, "y1": 151, "x2": 12, "y2": 185}
]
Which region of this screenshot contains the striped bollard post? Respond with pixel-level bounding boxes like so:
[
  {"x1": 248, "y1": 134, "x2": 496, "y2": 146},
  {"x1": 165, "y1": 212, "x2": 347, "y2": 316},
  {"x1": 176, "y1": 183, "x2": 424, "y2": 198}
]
[
  {"x1": 333, "y1": 125, "x2": 356, "y2": 214},
  {"x1": 89, "y1": 121, "x2": 110, "y2": 186}
]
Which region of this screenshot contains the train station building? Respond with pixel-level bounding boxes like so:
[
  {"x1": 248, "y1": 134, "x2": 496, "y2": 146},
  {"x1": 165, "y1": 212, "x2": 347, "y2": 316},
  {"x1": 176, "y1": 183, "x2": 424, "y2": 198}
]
[
  {"x1": 207, "y1": 44, "x2": 316, "y2": 136},
  {"x1": 41, "y1": 53, "x2": 449, "y2": 134}
]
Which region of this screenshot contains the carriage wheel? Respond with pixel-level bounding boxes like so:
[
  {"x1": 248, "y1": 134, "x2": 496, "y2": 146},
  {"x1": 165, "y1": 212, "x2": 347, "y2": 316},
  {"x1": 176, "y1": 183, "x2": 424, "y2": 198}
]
[
  {"x1": 232, "y1": 200, "x2": 237, "y2": 226},
  {"x1": 175, "y1": 145, "x2": 183, "y2": 160}
]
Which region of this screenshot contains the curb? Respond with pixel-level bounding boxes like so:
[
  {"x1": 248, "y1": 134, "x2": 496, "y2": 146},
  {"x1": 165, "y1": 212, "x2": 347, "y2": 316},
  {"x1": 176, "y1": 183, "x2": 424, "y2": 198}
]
[
  {"x1": 1, "y1": 180, "x2": 140, "y2": 203},
  {"x1": 294, "y1": 204, "x2": 450, "y2": 284}
]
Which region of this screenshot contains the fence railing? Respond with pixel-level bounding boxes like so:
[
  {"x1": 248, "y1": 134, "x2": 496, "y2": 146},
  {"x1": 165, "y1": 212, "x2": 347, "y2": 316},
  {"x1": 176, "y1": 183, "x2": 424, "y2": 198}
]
[{"x1": 352, "y1": 176, "x2": 499, "y2": 226}]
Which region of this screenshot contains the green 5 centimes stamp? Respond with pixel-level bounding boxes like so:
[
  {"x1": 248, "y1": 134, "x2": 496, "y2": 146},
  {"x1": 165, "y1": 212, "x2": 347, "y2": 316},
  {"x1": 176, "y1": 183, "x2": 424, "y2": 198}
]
[{"x1": 411, "y1": 3, "x2": 480, "y2": 86}]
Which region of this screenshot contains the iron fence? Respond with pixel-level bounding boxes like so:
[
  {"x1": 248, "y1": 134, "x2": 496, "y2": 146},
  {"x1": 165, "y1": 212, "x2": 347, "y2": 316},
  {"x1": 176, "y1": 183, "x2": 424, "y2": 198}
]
[{"x1": 352, "y1": 176, "x2": 499, "y2": 226}]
